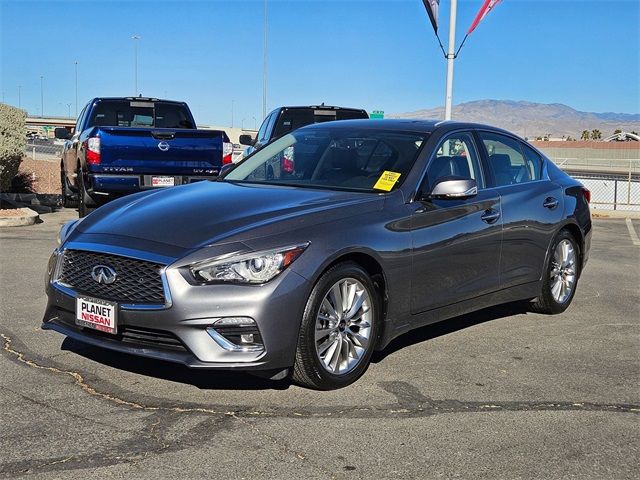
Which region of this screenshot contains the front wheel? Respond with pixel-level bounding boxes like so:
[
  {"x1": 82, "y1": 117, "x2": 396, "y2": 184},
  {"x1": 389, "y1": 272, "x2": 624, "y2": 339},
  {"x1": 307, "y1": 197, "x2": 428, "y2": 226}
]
[
  {"x1": 530, "y1": 230, "x2": 580, "y2": 314},
  {"x1": 292, "y1": 262, "x2": 380, "y2": 390}
]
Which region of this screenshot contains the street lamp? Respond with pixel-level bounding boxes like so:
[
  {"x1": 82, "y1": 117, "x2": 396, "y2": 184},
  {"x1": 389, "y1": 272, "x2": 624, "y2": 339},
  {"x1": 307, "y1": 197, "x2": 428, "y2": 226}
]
[
  {"x1": 40, "y1": 75, "x2": 44, "y2": 117},
  {"x1": 132, "y1": 35, "x2": 141, "y2": 96},
  {"x1": 66, "y1": 103, "x2": 72, "y2": 118},
  {"x1": 262, "y1": 0, "x2": 268, "y2": 118},
  {"x1": 252, "y1": 116, "x2": 257, "y2": 130},
  {"x1": 74, "y1": 61, "x2": 79, "y2": 117}
]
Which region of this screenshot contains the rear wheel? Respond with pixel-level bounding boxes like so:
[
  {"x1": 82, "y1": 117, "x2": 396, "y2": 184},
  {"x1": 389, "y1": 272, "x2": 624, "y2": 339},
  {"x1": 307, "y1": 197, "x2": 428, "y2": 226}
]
[
  {"x1": 530, "y1": 230, "x2": 580, "y2": 314},
  {"x1": 292, "y1": 262, "x2": 379, "y2": 390},
  {"x1": 77, "y1": 171, "x2": 95, "y2": 218},
  {"x1": 60, "y1": 169, "x2": 78, "y2": 208}
]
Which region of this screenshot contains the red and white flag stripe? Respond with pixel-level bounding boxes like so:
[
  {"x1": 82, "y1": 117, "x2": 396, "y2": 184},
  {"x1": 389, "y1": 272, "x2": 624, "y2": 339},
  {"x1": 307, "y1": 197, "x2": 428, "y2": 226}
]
[{"x1": 467, "y1": 0, "x2": 503, "y2": 35}]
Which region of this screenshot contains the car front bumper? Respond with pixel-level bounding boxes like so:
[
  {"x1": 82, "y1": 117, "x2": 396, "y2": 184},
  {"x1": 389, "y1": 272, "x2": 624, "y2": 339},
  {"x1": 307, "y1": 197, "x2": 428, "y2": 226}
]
[{"x1": 41, "y1": 247, "x2": 310, "y2": 371}]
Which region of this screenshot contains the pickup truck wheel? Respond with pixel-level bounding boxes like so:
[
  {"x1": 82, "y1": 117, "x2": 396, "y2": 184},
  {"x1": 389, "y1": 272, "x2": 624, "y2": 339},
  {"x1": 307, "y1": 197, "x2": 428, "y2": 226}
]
[
  {"x1": 77, "y1": 172, "x2": 95, "y2": 218},
  {"x1": 60, "y1": 170, "x2": 78, "y2": 208}
]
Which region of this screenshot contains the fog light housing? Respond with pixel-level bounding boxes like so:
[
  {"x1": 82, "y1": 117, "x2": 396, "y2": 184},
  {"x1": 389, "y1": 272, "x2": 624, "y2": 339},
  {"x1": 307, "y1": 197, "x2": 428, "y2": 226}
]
[{"x1": 206, "y1": 317, "x2": 264, "y2": 353}]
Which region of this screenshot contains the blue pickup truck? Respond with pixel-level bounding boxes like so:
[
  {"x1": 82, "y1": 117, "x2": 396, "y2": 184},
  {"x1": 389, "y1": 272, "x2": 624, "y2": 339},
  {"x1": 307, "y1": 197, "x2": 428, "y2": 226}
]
[{"x1": 55, "y1": 97, "x2": 231, "y2": 217}]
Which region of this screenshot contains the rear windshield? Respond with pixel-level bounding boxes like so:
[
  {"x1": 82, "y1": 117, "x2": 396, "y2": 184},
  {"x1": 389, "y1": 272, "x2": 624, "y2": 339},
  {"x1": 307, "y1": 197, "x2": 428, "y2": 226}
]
[
  {"x1": 88, "y1": 100, "x2": 195, "y2": 129},
  {"x1": 272, "y1": 108, "x2": 368, "y2": 138}
]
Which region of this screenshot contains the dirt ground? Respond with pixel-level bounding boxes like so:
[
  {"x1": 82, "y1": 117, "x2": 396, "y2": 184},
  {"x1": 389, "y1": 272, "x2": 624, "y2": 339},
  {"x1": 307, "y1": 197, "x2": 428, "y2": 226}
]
[{"x1": 19, "y1": 158, "x2": 60, "y2": 194}]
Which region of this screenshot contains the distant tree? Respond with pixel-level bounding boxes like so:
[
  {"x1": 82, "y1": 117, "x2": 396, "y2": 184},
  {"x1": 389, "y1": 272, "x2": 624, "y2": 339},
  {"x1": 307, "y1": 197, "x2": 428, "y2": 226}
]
[
  {"x1": 591, "y1": 129, "x2": 602, "y2": 140},
  {"x1": 632, "y1": 131, "x2": 638, "y2": 136},
  {"x1": 566, "y1": 136, "x2": 574, "y2": 141},
  {"x1": 580, "y1": 130, "x2": 590, "y2": 140},
  {"x1": 613, "y1": 129, "x2": 622, "y2": 135}
]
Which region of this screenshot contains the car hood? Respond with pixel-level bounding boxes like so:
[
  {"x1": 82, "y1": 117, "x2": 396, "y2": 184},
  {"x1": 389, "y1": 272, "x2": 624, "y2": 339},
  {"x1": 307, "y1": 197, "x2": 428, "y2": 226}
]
[{"x1": 75, "y1": 181, "x2": 383, "y2": 249}]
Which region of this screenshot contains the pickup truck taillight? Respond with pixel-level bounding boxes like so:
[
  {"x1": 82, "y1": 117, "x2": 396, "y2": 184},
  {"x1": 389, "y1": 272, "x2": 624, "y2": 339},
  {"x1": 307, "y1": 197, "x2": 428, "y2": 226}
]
[
  {"x1": 582, "y1": 187, "x2": 591, "y2": 203},
  {"x1": 85, "y1": 137, "x2": 101, "y2": 165},
  {"x1": 222, "y1": 142, "x2": 233, "y2": 165}
]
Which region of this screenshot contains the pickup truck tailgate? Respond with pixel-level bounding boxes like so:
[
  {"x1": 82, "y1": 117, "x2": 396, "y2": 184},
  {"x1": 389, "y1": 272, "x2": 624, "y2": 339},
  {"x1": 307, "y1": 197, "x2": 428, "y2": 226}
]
[{"x1": 95, "y1": 127, "x2": 224, "y2": 174}]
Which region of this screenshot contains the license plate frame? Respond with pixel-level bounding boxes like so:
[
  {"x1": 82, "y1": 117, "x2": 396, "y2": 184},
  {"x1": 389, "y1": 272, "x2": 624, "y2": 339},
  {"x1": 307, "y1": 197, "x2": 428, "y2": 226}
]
[
  {"x1": 75, "y1": 296, "x2": 118, "y2": 335},
  {"x1": 151, "y1": 176, "x2": 175, "y2": 187}
]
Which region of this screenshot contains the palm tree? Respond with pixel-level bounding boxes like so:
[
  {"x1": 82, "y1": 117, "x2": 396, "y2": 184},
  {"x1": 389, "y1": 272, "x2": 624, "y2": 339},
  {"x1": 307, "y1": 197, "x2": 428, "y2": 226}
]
[
  {"x1": 591, "y1": 129, "x2": 602, "y2": 140},
  {"x1": 580, "y1": 130, "x2": 590, "y2": 140}
]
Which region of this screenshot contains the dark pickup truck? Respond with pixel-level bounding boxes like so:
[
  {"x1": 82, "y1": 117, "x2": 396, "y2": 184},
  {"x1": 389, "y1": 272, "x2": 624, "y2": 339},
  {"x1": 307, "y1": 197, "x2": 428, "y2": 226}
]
[{"x1": 56, "y1": 97, "x2": 231, "y2": 216}]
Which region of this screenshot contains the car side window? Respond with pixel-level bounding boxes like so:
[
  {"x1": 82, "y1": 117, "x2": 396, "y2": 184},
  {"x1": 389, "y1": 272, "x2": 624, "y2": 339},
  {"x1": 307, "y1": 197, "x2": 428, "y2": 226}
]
[
  {"x1": 256, "y1": 114, "x2": 271, "y2": 144},
  {"x1": 75, "y1": 106, "x2": 87, "y2": 133},
  {"x1": 262, "y1": 111, "x2": 279, "y2": 142},
  {"x1": 520, "y1": 143, "x2": 543, "y2": 181},
  {"x1": 479, "y1": 132, "x2": 540, "y2": 186},
  {"x1": 424, "y1": 132, "x2": 483, "y2": 191}
]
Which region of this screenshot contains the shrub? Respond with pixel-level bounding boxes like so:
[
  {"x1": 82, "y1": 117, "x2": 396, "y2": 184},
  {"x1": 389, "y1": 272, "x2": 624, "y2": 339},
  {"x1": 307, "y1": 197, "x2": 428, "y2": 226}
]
[{"x1": 0, "y1": 103, "x2": 27, "y2": 192}]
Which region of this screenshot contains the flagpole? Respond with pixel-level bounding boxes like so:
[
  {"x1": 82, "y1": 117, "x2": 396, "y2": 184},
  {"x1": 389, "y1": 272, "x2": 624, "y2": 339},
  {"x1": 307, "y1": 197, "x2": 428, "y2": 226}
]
[{"x1": 444, "y1": 0, "x2": 458, "y2": 121}]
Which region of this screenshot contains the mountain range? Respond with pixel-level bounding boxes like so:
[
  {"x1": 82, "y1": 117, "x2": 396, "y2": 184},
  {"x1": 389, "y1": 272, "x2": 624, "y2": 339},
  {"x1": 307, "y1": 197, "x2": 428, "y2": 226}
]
[{"x1": 389, "y1": 100, "x2": 640, "y2": 139}]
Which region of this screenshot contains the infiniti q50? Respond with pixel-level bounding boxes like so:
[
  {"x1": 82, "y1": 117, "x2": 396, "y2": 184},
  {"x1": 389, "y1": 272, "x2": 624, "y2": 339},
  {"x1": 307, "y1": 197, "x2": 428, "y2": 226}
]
[{"x1": 43, "y1": 119, "x2": 591, "y2": 389}]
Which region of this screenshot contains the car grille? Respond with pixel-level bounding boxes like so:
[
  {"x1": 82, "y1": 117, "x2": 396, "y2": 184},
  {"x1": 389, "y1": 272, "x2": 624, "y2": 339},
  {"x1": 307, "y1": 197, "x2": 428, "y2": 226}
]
[
  {"x1": 54, "y1": 314, "x2": 187, "y2": 352},
  {"x1": 58, "y1": 249, "x2": 166, "y2": 305}
]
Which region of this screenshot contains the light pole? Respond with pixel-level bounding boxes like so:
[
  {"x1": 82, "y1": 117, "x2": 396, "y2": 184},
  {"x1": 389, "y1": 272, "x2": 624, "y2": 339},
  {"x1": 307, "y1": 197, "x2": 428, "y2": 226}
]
[
  {"x1": 74, "y1": 60, "x2": 78, "y2": 117},
  {"x1": 132, "y1": 35, "x2": 141, "y2": 96},
  {"x1": 252, "y1": 116, "x2": 257, "y2": 130},
  {"x1": 66, "y1": 103, "x2": 72, "y2": 118},
  {"x1": 444, "y1": 0, "x2": 458, "y2": 121},
  {"x1": 262, "y1": 0, "x2": 268, "y2": 119},
  {"x1": 40, "y1": 75, "x2": 44, "y2": 117}
]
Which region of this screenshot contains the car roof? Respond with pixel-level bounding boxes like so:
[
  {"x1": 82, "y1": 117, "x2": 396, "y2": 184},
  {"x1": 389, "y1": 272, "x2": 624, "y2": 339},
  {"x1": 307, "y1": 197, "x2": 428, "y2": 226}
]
[
  {"x1": 90, "y1": 97, "x2": 186, "y2": 105},
  {"x1": 277, "y1": 105, "x2": 367, "y2": 112},
  {"x1": 297, "y1": 118, "x2": 522, "y2": 138}
]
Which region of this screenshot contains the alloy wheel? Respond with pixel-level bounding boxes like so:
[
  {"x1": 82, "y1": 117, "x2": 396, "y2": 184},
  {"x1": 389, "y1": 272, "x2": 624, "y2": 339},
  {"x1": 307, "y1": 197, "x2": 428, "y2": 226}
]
[
  {"x1": 550, "y1": 239, "x2": 577, "y2": 304},
  {"x1": 315, "y1": 277, "x2": 373, "y2": 375}
]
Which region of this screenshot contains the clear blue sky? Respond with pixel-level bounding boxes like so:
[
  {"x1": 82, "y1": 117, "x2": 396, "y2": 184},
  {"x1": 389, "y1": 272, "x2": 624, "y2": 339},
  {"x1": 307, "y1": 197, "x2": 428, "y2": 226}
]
[{"x1": 1, "y1": 0, "x2": 639, "y2": 126}]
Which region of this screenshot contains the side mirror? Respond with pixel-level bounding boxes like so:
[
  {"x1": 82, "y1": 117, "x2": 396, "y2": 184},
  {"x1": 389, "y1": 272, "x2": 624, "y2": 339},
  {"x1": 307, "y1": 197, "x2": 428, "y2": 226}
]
[
  {"x1": 429, "y1": 177, "x2": 478, "y2": 200},
  {"x1": 239, "y1": 134, "x2": 254, "y2": 146},
  {"x1": 54, "y1": 127, "x2": 72, "y2": 140}
]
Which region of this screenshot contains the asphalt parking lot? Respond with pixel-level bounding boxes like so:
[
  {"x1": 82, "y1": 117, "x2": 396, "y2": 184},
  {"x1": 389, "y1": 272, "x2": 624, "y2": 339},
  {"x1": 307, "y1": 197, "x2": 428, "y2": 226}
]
[{"x1": 1, "y1": 210, "x2": 638, "y2": 479}]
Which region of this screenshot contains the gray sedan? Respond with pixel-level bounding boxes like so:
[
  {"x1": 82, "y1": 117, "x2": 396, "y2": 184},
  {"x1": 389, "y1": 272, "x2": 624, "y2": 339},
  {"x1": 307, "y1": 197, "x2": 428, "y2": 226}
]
[{"x1": 43, "y1": 119, "x2": 592, "y2": 389}]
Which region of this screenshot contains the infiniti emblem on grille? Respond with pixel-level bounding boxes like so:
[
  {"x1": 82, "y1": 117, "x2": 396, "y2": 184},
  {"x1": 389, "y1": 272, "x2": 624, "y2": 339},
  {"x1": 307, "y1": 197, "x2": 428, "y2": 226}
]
[
  {"x1": 91, "y1": 265, "x2": 117, "y2": 285},
  {"x1": 158, "y1": 141, "x2": 170, "y2": 151}
]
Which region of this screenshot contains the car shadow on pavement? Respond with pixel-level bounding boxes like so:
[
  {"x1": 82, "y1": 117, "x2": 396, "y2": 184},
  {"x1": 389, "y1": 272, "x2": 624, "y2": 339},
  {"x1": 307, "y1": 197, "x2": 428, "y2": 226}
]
[
  {"x1": 371, "y1": 301, "x2": 529, "y2": 364},
  {"x1": 60, "y1": 301, "x2": 529, "y2": 390},
  {"x1": 60, "y1": 337, "x2": 293, "y2": 391}
]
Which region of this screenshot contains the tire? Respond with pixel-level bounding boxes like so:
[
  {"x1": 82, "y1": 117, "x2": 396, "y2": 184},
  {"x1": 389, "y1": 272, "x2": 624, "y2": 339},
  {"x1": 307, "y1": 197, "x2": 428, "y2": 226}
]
[
  {"x1": 530, "y1": 229, "x2": 581, "y2": 314},
  {"x1": 60, "y1": 169, "x2": 78, "y2": 208},
  {"x1": 77, "y1": 171, "x2": 95, "y2": 218},
  {"x1": 292, "y1": 262, "x2": 380, "y2": 390}
]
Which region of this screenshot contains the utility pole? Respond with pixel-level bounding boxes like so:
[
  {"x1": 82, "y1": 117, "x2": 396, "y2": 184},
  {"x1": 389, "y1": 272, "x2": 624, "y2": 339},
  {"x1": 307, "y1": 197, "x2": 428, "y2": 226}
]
[
  {"x1": 262, "y1": 0, "x2": 268, "y2": 119},
  {"x1": 132, "y1": 35, "x2": 141, "y2": 96},
  {"x1": 444, "y1": 0, "x2": 458, "y2": 121},
  {"x1": 74, "y1": 60, "x2": 79, "y2": 117},
  {"x1": 40, "y1": 75, "x2": 44, "y2": 117}
]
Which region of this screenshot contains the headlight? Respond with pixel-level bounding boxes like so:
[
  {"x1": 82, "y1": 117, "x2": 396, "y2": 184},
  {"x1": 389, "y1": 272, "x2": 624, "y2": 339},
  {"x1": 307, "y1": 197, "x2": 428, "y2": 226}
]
[
  {"x1": 56, "y1": 219, "x2": 82, "y2": 245},
  {"x1": 190, "y1": 243, "x2": 309, "y2": 284}
]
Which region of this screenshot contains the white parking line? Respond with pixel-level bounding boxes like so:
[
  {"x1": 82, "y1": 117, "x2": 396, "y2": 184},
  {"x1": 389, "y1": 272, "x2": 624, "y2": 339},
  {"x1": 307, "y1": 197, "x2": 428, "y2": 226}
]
[{"x1": 626, "y1": 218, "x2": 640, "y2": 246}]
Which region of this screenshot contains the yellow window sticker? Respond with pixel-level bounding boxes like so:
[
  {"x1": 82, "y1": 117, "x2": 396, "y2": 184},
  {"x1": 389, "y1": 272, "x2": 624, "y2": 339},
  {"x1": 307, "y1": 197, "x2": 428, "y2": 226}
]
[{"x1": 373, "y1": 171, "x2": 402, "y2": 191}]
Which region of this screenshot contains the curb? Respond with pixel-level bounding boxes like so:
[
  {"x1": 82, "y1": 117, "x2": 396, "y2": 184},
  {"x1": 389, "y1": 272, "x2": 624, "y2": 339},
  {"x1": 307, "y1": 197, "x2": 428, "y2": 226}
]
[
  {"x1": 591, "y1": 210, "x2": 640, "y2": 220},
  {"x1": 0, "y1": 208, "x2": 40, "y2": 227}
]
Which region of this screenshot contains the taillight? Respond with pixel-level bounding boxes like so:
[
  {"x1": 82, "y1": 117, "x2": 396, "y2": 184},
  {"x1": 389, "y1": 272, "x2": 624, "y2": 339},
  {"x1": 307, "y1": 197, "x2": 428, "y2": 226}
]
[
  {"x1": 282, "y1": 146, "x2": 295, "y2": 173},
  {"x1": 85, "y1": 136, "x2": 101, "y2": 165},
  {"x1": 582, "y1": 187, "x2": 591, "y2": 203},
  {"x1": 222, "y1": 142, "x2": 233, "y2": 165}
]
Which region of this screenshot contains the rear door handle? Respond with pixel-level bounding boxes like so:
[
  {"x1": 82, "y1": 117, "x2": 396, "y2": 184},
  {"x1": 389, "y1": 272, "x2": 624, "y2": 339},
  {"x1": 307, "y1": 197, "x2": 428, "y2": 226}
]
[
  {"x1": 481, "y1": 209, "x2": 501, "y2": 224},
  {"x1": 543, "y1": 197, "x2": 559, "y2": 209}
]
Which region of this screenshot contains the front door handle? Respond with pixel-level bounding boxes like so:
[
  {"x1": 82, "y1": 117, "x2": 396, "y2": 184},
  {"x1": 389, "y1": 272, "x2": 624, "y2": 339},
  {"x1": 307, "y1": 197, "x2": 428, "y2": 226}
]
[
  {"x1": 481, "y1": 209, "x2": 501, "y2": 224},
  {"x1": 543, "y1": 197, "x2": 559, "y2": 209}
]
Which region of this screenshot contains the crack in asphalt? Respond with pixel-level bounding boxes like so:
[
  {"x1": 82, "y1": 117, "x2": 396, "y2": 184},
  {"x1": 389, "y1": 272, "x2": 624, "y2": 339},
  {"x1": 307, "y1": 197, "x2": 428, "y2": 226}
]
[{"x1": 2, "y1": 331, "x2": 639, "y2": 478}]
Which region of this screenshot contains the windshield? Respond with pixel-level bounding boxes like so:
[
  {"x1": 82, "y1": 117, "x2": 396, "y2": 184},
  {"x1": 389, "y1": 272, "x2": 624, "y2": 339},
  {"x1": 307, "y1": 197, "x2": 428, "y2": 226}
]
[{"x1": 225, "y1": 128, "x2": 426, "y2": 192}]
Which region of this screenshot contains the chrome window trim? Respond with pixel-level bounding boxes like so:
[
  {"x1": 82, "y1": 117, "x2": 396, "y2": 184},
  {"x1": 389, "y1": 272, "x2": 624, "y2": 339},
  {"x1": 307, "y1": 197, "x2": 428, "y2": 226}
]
[{"x1": 51, "y1": 246, "x2": 173, "y2": 311}]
